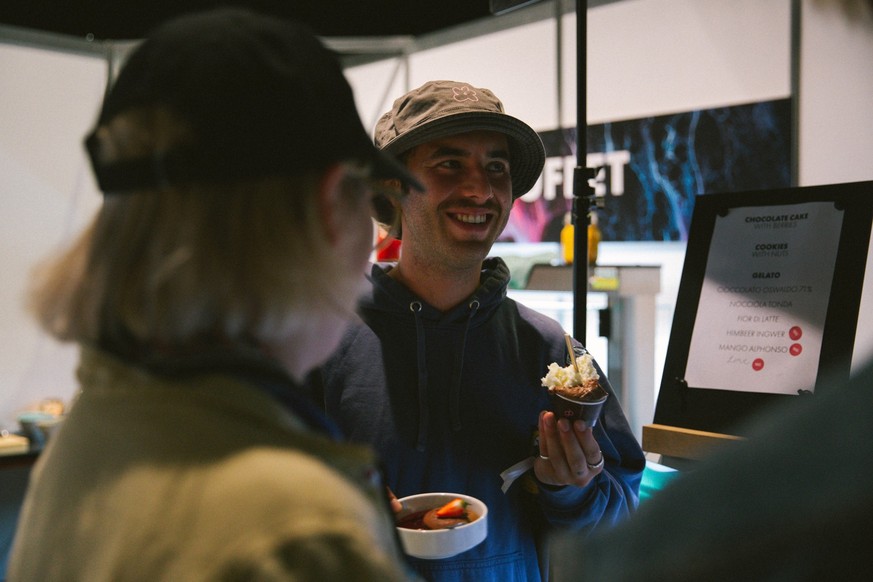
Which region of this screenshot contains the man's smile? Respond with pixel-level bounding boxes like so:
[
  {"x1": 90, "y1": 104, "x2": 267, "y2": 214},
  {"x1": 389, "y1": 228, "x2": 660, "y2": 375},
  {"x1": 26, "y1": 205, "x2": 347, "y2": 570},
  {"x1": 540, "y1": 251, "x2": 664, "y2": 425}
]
[{"x1": 453, "y1": 213, "x2": 489, "y2": 224}]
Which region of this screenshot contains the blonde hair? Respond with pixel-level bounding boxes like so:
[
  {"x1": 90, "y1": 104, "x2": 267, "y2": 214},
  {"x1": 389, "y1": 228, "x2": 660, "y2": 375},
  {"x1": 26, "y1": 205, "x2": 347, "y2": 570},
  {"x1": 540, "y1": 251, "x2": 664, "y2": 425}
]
[{"x1": 29, "y1": 107, "x2": 362, "y2": 351}]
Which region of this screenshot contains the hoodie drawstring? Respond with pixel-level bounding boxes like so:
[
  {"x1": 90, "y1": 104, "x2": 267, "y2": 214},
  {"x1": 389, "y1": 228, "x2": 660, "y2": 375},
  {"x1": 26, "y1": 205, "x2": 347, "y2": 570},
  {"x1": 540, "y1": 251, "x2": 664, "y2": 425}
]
[
  {"x1": 451, "y1": 299, "x2": 479, "y2": 432},
  {"x1": 410, "y1": 301, "x2": 429, "y2": 452}
]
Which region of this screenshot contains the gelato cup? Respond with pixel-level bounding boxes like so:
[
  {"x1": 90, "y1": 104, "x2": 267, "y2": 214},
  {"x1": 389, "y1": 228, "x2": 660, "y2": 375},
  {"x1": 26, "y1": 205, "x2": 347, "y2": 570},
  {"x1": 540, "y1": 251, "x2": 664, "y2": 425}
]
[
  {"x1": 549, "y1": 383, "x2": 608, "y2": 427},
  {"x1": 542, "y1": 351, "x2": 608, "y2": 427}
]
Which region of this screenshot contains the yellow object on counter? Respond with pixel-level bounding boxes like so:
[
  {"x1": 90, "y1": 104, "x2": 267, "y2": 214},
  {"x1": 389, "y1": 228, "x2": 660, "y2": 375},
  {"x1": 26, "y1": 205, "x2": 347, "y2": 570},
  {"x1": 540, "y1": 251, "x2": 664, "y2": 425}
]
[
  {"x1": 587, "y1": 212, "x2": 601, "y2": 266},
  {"x1": 560, "y1": 212, "x2": 601, "y2": 266},
  {"x1": 560, "y1": 215, "x2": 574, "y2": 264}
]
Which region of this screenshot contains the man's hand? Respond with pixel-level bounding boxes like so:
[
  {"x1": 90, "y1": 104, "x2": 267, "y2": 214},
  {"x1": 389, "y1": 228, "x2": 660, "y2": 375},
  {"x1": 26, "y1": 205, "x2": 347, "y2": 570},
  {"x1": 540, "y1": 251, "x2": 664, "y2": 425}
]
[{"x1": 534, "y1": 410, "x2": 604, "y2": 488}]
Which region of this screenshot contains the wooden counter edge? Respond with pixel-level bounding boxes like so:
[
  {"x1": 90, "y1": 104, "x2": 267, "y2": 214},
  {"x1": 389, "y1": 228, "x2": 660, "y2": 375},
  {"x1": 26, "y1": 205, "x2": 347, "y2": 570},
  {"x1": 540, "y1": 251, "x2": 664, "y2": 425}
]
[{"x1": 642, "y1": 423, "x2": 745, "y2": 462}]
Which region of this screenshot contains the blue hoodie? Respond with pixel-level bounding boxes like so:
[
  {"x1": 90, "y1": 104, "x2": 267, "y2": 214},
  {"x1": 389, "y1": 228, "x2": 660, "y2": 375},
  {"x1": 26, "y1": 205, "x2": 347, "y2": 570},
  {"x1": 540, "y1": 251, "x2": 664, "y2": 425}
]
[{"x1": 312, "y1": 257, "x2": 645, "y2": 581}]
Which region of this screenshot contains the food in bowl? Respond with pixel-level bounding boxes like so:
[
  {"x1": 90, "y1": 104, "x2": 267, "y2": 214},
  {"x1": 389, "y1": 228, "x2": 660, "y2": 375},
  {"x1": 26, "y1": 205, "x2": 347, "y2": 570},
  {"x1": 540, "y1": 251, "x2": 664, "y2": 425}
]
[
  {"x1": 396, "y1": 497, "x2": 481, "y2": 531},
  {"x1": 395, "y1": 493, "x2": 487, "y2": 559}
]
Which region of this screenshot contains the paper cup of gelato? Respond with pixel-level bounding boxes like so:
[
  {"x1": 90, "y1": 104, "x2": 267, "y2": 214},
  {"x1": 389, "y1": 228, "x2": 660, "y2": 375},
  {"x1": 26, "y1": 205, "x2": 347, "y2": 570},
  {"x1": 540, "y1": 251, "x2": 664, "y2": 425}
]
[
  {"x1": 542, "y1": 353, "x2": 609, "y2": 427},
  {"x1": 549, "y1": 384, "x2": 608, "y2": 426}
]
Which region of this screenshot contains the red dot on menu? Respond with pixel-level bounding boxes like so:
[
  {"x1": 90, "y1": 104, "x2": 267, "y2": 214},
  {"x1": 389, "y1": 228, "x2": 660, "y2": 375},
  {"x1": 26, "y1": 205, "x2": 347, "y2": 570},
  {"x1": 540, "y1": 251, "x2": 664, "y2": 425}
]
[{"x1": 752, "y1": 358, "x2": 765, "y2": 371}]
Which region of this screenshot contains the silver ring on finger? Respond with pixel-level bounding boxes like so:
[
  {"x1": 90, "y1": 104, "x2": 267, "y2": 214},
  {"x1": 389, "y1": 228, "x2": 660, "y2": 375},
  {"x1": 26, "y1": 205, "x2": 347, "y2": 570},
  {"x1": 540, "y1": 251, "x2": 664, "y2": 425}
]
[
  {"x1": 539, "y1": 454, "x2": 549, "y2": 460},
  {"x1": 586, "y1": 452, "x2": 604, "y2": 471}
]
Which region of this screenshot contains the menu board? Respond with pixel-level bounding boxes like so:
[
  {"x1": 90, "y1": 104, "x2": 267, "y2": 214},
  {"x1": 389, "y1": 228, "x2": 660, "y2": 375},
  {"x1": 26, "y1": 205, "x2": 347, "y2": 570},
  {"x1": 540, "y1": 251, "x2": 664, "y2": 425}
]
[
  {"x1": 654, "y1": 181, "x2": 873, "y2": 435},
  {"x1": 685, "y1": 202, "x2": 843, "y2": 394}
]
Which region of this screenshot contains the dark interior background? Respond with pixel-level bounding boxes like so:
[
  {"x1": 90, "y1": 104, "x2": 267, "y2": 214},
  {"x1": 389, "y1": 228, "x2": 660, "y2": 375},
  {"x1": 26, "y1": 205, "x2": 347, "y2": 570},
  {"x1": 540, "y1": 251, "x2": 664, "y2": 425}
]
[
  {"x1": 0, "y1": 1, "x2": 497, "y2": 40},
  {"x1": 0, "y1": 1, "x2": 635, "y2": 42}
]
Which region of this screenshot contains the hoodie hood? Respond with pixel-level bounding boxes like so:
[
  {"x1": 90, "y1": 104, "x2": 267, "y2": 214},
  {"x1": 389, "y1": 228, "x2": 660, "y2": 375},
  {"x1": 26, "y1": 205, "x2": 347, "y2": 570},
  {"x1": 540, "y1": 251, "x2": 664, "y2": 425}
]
[{"x1": 363, "y1": 256, "x2": 510, "y2": 321}]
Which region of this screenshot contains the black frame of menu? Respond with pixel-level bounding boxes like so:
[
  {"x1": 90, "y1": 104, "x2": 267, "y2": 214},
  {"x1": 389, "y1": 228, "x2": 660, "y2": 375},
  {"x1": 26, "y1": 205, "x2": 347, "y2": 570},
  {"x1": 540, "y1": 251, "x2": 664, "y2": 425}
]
[{"x1": 653, "y1": 180, "x2": 873, "y2": 436}]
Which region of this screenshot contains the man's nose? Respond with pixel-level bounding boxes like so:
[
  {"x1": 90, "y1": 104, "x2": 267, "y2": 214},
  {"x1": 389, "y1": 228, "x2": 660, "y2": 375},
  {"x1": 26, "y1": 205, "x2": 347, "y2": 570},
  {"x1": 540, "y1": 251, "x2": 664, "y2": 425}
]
[{"x1": 460, "y1": 166, "x2": 494, "y2": 201}]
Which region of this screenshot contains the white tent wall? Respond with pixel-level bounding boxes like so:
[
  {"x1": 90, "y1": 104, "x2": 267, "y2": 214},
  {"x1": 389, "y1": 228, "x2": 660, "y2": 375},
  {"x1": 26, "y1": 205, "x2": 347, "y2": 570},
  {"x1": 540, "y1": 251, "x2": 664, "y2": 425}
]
[
  {"x1": 800, "y1": 0, "x2": 873, "y2": 373},
  {"x1": 0, "y1": 42, "x2": 106, "y2": 430},
  {"x1": 1, "y1": 0, "x2": 871, "y2": 432}
]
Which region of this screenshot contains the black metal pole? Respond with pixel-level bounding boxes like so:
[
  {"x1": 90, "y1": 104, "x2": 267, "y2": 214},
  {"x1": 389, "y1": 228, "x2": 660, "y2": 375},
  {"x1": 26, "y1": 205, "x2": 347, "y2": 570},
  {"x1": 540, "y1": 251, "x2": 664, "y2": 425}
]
[{"x1": 572, "y1": 0, "x2": 593, "y2": 345}]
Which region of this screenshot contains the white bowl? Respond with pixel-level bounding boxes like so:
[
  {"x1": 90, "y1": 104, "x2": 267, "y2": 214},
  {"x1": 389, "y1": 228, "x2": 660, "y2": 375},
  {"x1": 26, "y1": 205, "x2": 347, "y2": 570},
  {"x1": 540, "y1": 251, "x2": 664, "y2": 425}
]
[{"x1": 395, "y1": 492, "x2": 488, "y2": 560}]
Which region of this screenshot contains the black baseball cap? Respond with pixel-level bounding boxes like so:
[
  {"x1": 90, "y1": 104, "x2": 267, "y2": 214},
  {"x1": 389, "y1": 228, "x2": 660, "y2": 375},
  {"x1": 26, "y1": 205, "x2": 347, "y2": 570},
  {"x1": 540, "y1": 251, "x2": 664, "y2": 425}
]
[{"x1": 86, "y1": 8, "x2": 421, "y2": 193}]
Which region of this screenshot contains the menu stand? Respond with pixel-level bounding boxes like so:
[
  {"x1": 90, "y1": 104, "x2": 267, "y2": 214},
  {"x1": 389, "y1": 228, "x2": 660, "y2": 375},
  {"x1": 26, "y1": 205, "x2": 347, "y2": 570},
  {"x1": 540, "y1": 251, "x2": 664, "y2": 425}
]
[{"x1": 652, "y1": 181, "x2": 873, "y2": 448}]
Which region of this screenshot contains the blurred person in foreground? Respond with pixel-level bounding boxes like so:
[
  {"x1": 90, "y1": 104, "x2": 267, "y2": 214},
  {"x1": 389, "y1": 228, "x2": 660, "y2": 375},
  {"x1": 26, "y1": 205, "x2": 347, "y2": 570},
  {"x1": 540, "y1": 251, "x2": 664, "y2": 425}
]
[
  {"x1": 551, "y1": 359, "x2": 873, "y2": 581},
  {"x1": 309, "y1": 80, "x2": 645, "y2": 581},
  {"x1": 8, "y1": 9, "x2": 422, "y2": 581}
]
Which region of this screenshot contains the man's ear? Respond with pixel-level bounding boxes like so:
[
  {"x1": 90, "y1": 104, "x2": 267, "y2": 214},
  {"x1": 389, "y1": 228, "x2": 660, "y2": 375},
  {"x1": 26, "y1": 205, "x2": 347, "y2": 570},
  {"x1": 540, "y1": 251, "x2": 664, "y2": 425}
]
[
  {"x1": 315, "y1": 162, "x2": 348, "y2": 245},
  {"x1": 376, "y1": 179, "x2": 405, "y2": 239}
]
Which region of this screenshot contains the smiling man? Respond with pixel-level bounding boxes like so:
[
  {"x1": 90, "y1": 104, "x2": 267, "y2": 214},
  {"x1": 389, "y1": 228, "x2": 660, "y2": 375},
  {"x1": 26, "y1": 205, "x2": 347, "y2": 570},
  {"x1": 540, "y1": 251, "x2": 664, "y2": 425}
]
[
  {"x1": 310, "y1": 80, "x2": 645, "y2": 582},
  {"x1": 387, "y1": 130, "x2": 511, "y2": 310}
]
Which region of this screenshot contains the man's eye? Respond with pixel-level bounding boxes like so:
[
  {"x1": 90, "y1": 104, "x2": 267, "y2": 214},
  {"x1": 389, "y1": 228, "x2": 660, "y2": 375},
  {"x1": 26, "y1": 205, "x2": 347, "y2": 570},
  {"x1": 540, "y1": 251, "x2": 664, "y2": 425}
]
[{"x1": 488, "y1": 161, "x2": 510, "y2": 174}]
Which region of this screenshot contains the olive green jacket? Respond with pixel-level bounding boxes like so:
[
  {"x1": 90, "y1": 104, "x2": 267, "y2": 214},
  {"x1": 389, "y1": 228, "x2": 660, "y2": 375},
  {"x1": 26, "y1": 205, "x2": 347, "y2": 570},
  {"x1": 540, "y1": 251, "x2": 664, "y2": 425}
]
[{"x1": 9, "y1": 346, "x2": 416, "y2": 581}]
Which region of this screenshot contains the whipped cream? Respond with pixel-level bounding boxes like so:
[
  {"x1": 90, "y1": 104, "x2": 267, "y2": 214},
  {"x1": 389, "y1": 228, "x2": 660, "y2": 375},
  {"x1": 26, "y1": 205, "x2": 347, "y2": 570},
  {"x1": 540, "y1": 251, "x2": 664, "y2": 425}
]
[{"x1": 541, "y1": 353, "x2": 599, "y2": 389}]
